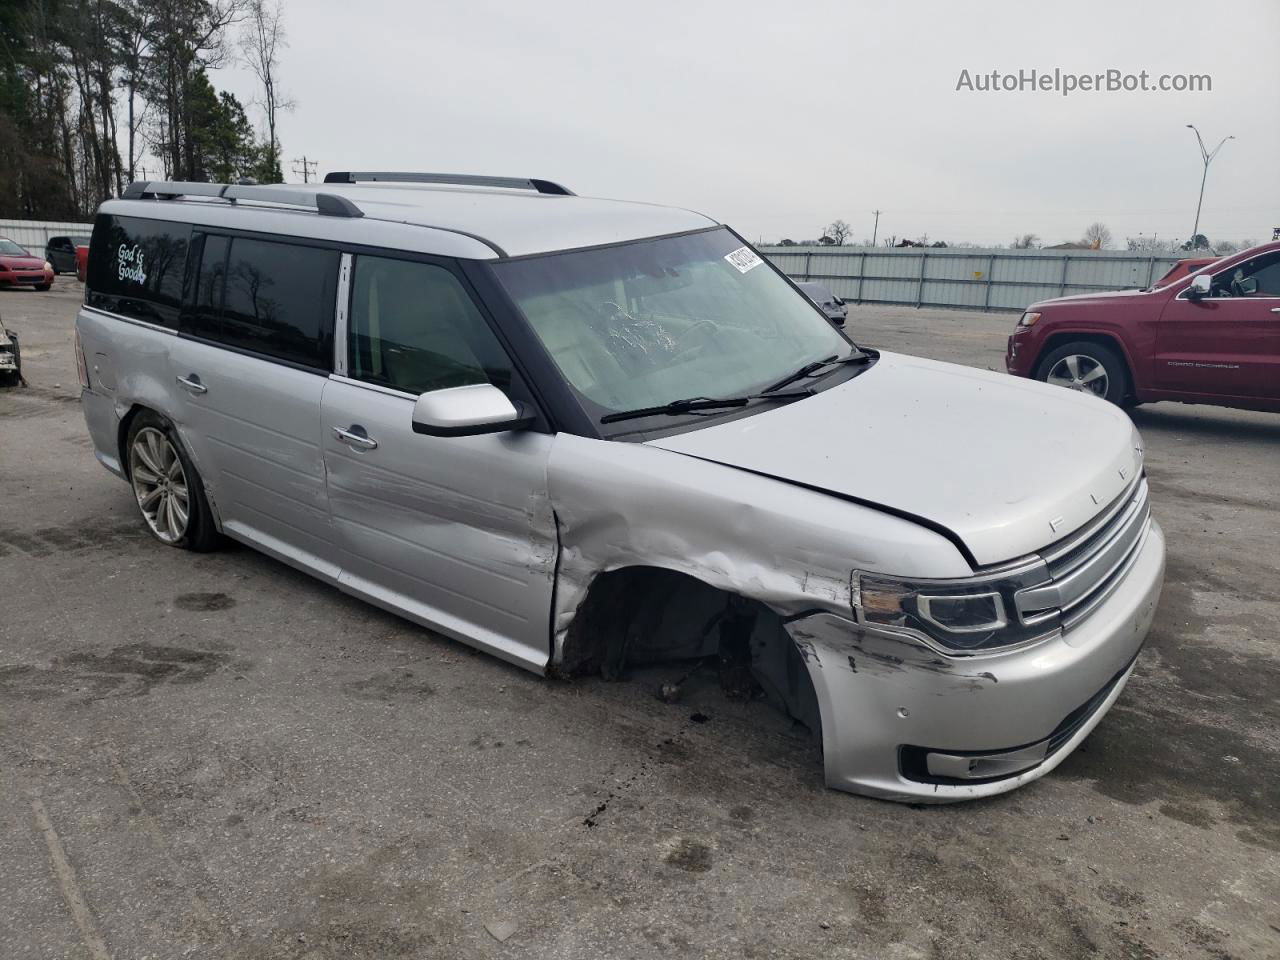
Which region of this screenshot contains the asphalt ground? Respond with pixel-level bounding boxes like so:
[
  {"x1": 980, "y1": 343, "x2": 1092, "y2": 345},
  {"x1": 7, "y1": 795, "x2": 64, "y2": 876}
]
[{"x1": 1, "y1": 282, "x2": 1277, "y2": 959}]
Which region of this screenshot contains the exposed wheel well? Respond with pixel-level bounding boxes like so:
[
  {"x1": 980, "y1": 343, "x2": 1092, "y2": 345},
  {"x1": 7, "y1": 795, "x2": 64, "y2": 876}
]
[
  {"x1": 1034, "y1": 333, "x2": 1135, "y2": 394},
  {"x1": 559, "y1": 565, "x2": 822, "y2": 739}
]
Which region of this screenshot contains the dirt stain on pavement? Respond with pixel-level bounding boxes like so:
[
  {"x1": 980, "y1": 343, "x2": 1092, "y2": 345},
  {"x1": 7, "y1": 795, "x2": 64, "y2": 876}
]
[
  {"x1": 662, "y1": 838, "x2": 714, "y2": 873},
  {"x1": 174, "y1": 592, "x2": 237, "y2": 611},
  {"x1": 342, "y1": 670, "x2": 436, "y2": 703},
  {"x1": 0, "y1": 642, "x2": 231, "y2": 701}
]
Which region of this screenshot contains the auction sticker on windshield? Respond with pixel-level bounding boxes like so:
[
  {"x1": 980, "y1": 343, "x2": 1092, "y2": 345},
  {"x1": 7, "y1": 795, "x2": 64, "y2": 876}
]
[{"x1": 724, "y1": 246, "x2": 764, "y2": 273}]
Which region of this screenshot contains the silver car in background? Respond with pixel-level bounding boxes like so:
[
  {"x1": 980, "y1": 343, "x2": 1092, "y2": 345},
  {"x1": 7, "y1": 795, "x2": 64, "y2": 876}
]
[{"x1": 76, "y1": 173, "x2": 1164, "y2": 802}]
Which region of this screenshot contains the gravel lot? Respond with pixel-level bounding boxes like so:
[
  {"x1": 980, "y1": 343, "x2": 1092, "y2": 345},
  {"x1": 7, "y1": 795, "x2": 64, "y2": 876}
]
[{"x1": 2, "y1": 282, "x2": 1277, "y2": 960}]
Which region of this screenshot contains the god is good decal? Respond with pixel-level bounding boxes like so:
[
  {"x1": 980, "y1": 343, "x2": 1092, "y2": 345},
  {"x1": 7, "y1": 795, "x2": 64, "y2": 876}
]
[{"x1": 117, "y1": 244, "x2": 147, "y2": 284}]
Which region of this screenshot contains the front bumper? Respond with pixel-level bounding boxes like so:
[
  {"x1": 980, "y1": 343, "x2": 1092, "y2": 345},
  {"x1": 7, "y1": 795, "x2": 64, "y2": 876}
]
[
  {"x1": 1006, "y1": 332, "x2": 1031, "y2": 375},
  {"x1": 785, "y1": 519, "x2": 1165, "y2": 802},
  {"x1": 0, "y1": 270, "x2": 54, "y2": 286}
]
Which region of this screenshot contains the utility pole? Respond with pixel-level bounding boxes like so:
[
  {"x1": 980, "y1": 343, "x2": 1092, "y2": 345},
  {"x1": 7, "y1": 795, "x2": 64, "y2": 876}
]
[
  {"x1": 291, "y1": 156, "x2": 318, "y2": 184},
  {"x1": 871, "y1": 210, "x2": 882, "y2": 247},
  {"x1": 1185, "y1": 125, "x2": 1234, "y2": 246}
]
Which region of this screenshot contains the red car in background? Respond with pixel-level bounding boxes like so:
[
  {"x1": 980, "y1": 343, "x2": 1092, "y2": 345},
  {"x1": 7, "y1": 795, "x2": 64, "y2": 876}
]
[
  {"x1": 1007, "y1": 240, "x2": 1280, "y2": 414},
  {"x1": 1151, "y1": 255, "x2": 1218, "y2": 287},
  {"x1": 0, "y1": 237, "x2": 54, "y2": 290}
]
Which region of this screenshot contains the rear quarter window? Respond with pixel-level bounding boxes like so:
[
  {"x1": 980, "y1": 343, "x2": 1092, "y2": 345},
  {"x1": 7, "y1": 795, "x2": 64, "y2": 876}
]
[{"x1": 86, "y1": 214, "x2": 191, "y2": 328}]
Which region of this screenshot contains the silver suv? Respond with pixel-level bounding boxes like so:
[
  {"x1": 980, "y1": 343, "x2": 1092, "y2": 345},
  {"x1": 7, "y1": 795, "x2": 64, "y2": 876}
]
[{"x1": 76, "y1": 173, "x2": 1165, "y2": 802}]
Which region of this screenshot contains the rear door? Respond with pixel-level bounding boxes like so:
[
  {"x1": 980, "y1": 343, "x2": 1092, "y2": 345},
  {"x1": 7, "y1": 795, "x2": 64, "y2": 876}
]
[
  {"x1": 1155, "y1": 251, "x2": 1280, "y2": 401},
  {"x1": 171, "y1": 232, "x2": 342, "y2": 576},
  {"x1": 321, "y1": 252, "x2": 556, "y2": 672}
]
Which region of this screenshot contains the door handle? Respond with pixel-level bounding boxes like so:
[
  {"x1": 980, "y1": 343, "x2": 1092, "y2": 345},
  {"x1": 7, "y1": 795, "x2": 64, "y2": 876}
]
[
  {"x1": 1271, "y1": 308, "x2": 1280, "y2": 314},
  {"x1": 333, "y1": 425, "x2": 378, "y2": 450},
  {"x1": 175, "y1": 374, "x2": 207, "y2": 395}
]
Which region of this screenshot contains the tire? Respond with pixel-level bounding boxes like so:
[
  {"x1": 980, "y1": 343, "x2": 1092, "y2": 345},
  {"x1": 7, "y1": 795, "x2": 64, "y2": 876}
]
[
  {"x1": 125, "y1": 411, "x2": 220, "y2": 551},
  {"x1": 1034, "y1": 340, "x2": 1129, "y2": 405}
]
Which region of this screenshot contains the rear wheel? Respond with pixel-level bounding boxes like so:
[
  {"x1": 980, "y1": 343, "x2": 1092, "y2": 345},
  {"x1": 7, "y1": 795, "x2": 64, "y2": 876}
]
[
  {"x1": 126, "y1": 412, "x2": 220, "y2": 551},
  {"x1": 1034, "y1": 340, "x2": 1129, "y2": 405}
]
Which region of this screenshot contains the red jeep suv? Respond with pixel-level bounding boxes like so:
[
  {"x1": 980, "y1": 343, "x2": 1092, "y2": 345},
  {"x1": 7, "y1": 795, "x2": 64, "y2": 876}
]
[{"x1": 1007, "y1": 241, "x2": 1280, "y2": 414}]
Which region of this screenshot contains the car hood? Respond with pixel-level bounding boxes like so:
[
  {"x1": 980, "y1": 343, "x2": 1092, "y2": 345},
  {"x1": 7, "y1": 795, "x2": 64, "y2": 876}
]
[
  {"x1": 0, "y1": 255, "x2": 46, "y2": 268},
  {"x1": 647, "y1": 351, "x2": 1142, "y2": 567},
  {"x1": 1030, "y1": 287, "x2": 1152, "y2": 309}
]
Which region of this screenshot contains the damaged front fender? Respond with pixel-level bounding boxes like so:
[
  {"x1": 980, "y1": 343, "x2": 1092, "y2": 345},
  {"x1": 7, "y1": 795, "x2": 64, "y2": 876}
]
[{"x1": 546, "y1": 433, "x2": 973, "y2": 670}]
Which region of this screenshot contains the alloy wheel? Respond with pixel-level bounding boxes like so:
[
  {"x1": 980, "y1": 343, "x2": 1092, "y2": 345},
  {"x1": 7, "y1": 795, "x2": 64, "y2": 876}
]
[
  {"x1": 1046, "y1": 354, "x2": 1109, "y2": 397},
  {"x1": 129, "y1": 427, "x2": 190, "y2": 543}
]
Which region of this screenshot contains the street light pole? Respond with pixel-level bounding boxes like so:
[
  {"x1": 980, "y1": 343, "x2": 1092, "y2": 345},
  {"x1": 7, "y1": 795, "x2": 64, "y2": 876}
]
[
  {"x1": 1186, "y1": 125, "x2": 1234, "y2": 246},
  {"x1": 871, "y1": 209, "x2": 881, "y2": 247}
]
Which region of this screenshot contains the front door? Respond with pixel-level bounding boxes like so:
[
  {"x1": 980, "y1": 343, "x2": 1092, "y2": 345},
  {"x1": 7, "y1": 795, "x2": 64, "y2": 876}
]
[
  {"x1": 1155, "y1": 250, "x2": 1280, "y2": 401},
  {"x1": 321, "y1": 252, "x2": 556, "y2": 672}
]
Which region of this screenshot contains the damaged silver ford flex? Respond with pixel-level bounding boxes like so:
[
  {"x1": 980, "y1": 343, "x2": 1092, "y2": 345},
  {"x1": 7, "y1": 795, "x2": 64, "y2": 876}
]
[{"x1": 76, "y1": 173, "x2": 1164, "y2": 802}]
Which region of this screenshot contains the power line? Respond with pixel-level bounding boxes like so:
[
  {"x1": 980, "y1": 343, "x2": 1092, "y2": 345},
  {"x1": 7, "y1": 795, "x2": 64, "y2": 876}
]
[{"x1": 291, "y1": 156, "x2": 318, "y2": 184}]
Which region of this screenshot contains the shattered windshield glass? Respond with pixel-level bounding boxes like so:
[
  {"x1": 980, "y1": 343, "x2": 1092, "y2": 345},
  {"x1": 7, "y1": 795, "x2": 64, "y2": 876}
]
[{"x1": 491, "y1": 227, "x2": 852, "y2": 421}]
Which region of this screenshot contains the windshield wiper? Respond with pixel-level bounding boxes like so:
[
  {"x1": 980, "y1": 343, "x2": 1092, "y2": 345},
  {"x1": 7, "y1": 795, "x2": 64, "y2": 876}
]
[
  {"x1": 599, "y1": 389, "x2": 813, "y2": 425},
  {"x1": 761, "y1": 351, "x2": 870, "y2": 394}
]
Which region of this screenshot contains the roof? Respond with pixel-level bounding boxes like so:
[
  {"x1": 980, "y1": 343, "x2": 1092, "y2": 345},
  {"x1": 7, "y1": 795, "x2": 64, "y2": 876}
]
[{"x1": 101, "y1": 180, "x2": 719, "y2": 261}]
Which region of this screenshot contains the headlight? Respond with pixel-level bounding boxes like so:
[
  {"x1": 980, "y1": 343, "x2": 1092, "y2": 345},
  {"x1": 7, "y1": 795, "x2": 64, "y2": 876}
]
[
  {"x1": 855, "y1": 568, "x2": 1055, "y2": 654},
  {"x1": 44, "y1": 261, "x2": 53, "y2": 271},
  {"x1": 1016, "y1": 311, "x2": 1041, "y2": 328}
]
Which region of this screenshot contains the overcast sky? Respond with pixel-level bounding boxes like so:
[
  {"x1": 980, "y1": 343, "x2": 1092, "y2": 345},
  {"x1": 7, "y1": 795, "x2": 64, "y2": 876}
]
[{"x1": 213, "y1": 0, "x2": 1280, "y2": 248}]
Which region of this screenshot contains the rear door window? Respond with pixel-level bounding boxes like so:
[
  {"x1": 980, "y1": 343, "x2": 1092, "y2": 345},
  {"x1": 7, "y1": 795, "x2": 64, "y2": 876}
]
[
  {"x1": 86, "y1": 214, "x2": 192, "y2": 328},
  {"x1": 181, "y1": 234, "x2": 338, "y2": 371}
]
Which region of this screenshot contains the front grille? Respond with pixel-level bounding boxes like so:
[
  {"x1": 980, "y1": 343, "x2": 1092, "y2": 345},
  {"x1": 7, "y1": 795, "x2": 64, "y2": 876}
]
[{"x1": 1015, "y1": 477, "x2": 1151, "y2": 632}]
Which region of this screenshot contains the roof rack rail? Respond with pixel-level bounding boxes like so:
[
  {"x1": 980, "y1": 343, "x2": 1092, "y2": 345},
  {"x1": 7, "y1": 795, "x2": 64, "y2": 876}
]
[
  {"x1": 322, "y1": 171, "x2": 575, "y2": 196},
  {"x1": 120, "y1": 180, "x2": 363, "y2": 218}
]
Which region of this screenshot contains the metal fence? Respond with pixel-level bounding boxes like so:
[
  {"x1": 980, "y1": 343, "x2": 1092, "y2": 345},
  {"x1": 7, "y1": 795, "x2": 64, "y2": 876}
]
[
  {"x1": 0, "y1": 219, "x2": 95, "y2": 252},
  {"x1": 759, "y1": 245, "x2": 1182, "y2": 312}
]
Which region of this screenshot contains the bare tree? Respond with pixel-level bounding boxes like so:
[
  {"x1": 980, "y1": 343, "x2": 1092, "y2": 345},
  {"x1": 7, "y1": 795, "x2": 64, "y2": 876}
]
[
  {"x1": 239, "y1": 0, "x2": 291, "y2": 182},
  {"x1": 118, "y1": 1, "x2": 156, "y2": 183},
  {"x1": 825, "y1": 219, "x2": 851, "y2": 246},
  {"x1": 1082, "y1": 222, "x2": 1113, "y2": 250},
  {"x1": 1012, "y1": 233, "x2": 1040, "y2": 249}
]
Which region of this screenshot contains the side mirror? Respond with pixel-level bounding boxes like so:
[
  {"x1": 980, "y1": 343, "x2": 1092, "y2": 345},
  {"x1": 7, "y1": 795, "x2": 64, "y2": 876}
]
[
  {"x1": 1187, "y1": 274, "x2": 1211, "y2": 299},
  {"x1": 411, "y1": 383, "x2": 533, "y2": 437}
]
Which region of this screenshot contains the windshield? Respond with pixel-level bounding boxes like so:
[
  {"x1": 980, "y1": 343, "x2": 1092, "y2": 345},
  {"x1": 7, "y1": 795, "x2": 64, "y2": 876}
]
[
  {"x1": 491, "y1": 228, "x2": 853, "y2": 421},
  {"x1": 0, "y1": 239, "x2": 31, "y2": 256}
]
